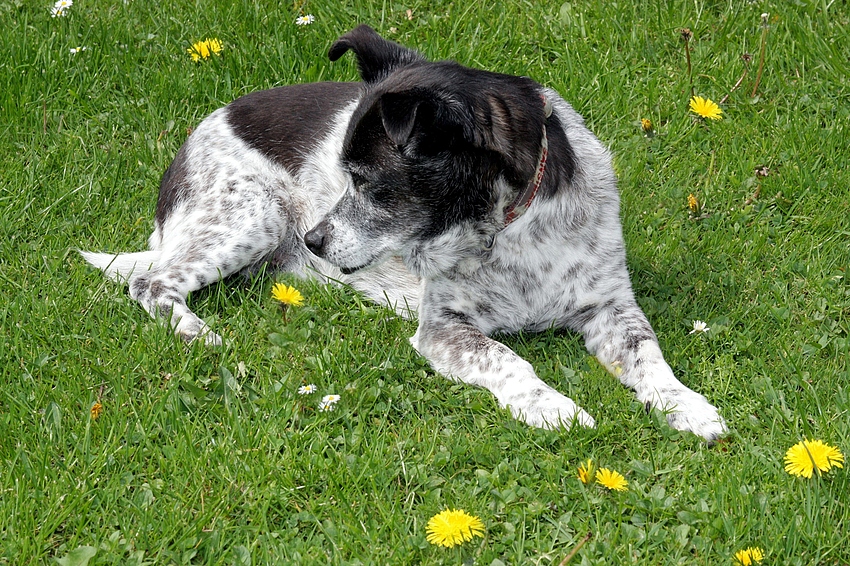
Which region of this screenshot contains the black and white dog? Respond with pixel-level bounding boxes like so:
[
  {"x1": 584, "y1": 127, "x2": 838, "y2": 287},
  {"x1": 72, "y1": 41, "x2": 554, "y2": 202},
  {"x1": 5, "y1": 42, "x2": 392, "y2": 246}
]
[{"x1": 82, "y1": 25, "x2": 726, "y2": 441}]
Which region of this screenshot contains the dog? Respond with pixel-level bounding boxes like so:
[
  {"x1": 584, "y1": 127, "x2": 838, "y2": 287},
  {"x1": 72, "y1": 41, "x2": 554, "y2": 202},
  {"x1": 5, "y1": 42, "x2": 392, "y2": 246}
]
[{"x1": 81, "y1": 25, "x2": 727, "y2": 441}]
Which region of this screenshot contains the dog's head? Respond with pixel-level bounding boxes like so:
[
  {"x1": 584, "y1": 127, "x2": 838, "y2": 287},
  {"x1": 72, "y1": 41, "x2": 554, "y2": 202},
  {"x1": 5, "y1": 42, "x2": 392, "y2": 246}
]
[{"x1": 305, "y1": 25, "x2": 551, "y2": 277}]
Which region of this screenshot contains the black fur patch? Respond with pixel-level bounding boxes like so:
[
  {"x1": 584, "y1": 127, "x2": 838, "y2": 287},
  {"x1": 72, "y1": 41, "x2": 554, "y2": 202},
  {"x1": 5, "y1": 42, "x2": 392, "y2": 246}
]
[
  {"x1": 227, "y1": 82, "x2": 361, "y2": 171},
  {"x1": 155, "y1": 143, "x2": 192, "y2": 225},
  {"x1": 340, "y1": 61, "x2": 569, "y2": 239}
]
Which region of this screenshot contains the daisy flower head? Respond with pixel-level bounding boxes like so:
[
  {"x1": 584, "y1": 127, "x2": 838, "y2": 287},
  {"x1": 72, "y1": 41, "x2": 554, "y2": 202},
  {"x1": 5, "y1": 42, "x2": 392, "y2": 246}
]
[
  {"x1": 318, "y1": 394, "x2": 341, "y2": 412},
  {"x1": 187, "y1": 38, "x2": 223, "y2": 62},
  {"x1": 425, "y1": 508, "x2": 485, "y2": 548},
  {"x1": 51, "y1": 0, "x2": 72, "y2": 17},
  {"x1": 784, "y1": 439, "x2": 844, "y2": 478},
  {"x1": 734, "y1": 546, "x2": 764, "y2": 565},
  {"x1": 295, "y1": 14, "x2": 315, "y2": 26},
  {"x1": 690, "y1": 320, "x2": 710, "y2": 334},
  {"x1": 689, "y1": 96, "x2": 723, "y2": 120},
  {"x1": 297, "y1": 384, "x2": 317, "y2": 395},
  {"x1": 595, "y1": 468, "x2": 628, "y2": 491},
  {"x1": 271, "y1": 283, "x2": 304, "y2": 307},
  {"x1": 70, "y1": 46, "x2": 88, "y2": 55},
  {"x1": 577, "y1": 459, "x2": 596, "y2": 484}
]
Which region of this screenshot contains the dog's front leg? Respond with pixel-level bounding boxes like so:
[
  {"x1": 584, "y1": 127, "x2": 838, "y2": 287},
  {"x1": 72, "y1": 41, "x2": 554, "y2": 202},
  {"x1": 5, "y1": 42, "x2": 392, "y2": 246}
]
[
  {"x1": 579, "y1": 300, "x2": 727, "y2": 441},
  {"x1": 410, "y1": 314, "x2": 595, "y2": 430}
]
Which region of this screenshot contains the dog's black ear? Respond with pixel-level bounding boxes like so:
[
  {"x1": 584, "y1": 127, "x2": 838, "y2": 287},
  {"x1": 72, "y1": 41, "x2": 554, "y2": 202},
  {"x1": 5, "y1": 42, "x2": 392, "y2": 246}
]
[
  {"x1": 329, "y1": 25, "x2": 424, "y2": 83},
  {"x1": 378, "y1": 88, "x2": 486, "y2": 152},
  {"x1": 478, "y1": 90, "x2": 547, "y2": 183},
  {"x1": 378, "y1": 91, "x2": 423, "y2": 147}
]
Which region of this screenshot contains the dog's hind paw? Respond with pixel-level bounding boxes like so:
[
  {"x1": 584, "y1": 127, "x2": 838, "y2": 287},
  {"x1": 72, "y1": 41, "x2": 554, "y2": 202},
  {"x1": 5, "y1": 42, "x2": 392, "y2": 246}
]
[
  {"x1": 200, "y1": 330, "x2": 224, "y2": 347},
  {"x1": 174, "y1": 317, "x2": 223, "y2": 347}
]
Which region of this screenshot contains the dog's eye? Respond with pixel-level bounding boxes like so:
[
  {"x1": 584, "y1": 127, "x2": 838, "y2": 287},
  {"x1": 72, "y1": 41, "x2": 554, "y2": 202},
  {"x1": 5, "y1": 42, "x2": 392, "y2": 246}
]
[{"x1": 350, "y1": 171, "x2": 367, "y2": 186}]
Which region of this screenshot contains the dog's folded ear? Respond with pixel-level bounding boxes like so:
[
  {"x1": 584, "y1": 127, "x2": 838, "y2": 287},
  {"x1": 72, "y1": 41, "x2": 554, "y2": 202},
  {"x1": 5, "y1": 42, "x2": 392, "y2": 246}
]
[
  {"x1": 377, "y1": 89, "x2": 475, "y2": 150},
  {"x1": 329, "y1": 25, "x2": 424, "y2": 84},
  {"x1": 377, "y1": 85, "x2": 545, "y2": 186},
  {"x1": 378, "y1": 91, "x2": 422, "y2": 147},
  {"x1": 478, "y1": 89, "x2": 547, "y2": 185}
]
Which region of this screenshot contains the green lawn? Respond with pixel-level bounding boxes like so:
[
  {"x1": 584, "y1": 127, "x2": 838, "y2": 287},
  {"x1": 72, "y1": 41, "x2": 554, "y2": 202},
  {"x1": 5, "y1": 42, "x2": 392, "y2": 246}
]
[{"x1": 1, "y1": 0, "x2": 848, "y2": 564}]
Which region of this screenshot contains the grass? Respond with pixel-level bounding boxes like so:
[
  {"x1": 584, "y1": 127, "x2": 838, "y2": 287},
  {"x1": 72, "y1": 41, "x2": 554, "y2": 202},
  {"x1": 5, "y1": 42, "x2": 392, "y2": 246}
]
[{"x1": 1, "y1": 0, "x2": 848, "y2": 564}]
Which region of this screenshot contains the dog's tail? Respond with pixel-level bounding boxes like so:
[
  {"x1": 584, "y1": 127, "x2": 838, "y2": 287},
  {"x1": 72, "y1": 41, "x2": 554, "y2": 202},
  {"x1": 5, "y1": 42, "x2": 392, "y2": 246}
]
[{"x1": 79, "y1": 250, "x2": 161, "y2": 283}]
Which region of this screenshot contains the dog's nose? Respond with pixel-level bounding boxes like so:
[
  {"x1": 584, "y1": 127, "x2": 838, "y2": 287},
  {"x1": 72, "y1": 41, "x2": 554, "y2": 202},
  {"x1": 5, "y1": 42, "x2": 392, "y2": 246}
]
[{"x1": 304, "y1": 222, "x2": 327, "y2": 256}]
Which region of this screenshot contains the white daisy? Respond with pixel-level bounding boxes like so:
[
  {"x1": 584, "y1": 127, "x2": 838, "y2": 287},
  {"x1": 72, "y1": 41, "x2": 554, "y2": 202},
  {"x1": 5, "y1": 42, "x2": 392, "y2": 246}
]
[
  {"x1": 318, "y1": 394, "x2": 340, "y2": 412},
  {"x1": 70, "y1": 46, "x2": 88, "y2": 54},
  {"x1": 689, "y1": 320, "x2": 710, "y2": 334},
  {"x1": 297, "y1": 384, "x2": 317, "y2": 395},
  {"x1": 51, "y1": 0, "x2": 72, "y2": 17},
  {"x1": 295, "y1": 14, "x2": 315, "y2": 25}
]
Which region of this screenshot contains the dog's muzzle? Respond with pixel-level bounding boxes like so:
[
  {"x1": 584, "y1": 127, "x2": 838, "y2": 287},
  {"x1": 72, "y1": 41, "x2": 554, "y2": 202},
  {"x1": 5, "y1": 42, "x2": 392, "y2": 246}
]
[{"x1": 304, "y1": 222, "x2": 361, "y2": 274}]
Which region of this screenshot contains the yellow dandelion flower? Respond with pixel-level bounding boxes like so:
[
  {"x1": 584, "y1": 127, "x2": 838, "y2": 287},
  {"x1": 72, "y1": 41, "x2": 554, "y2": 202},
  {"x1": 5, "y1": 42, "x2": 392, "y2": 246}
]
[
  {"x1": 271, "y1": 283, "x2": 304, "y2": 307},
  {"x1": 187, "y1": 38, "x2": 223, "y2": 62},
  {"x1": 734, "y1": 546, "x2": 764, "y2": 565},
  {"x1": 90, "y1": 402, "x2": 103, "y2": 420},
  {"x1": 784, "y1": 439, "x2": 844, "y2": 478},
  {"x1": 689, "y1": 96, "x2": 723, "y2": 120},
  {"x1": 640, "y1": 118, "x2": 653, "y2": 134},
  {"x1": 425, "y1": 509, "x2": 485, "y2": 548},
  {"x1": 688, "y1": 193, "x2": 700, "y2": 213},
  {"x1": 577, "y1": 459, "x2": 596, "y2": 484},
  {"x1": 595, "y1": 468, "x2": 628, "y2": 491}
]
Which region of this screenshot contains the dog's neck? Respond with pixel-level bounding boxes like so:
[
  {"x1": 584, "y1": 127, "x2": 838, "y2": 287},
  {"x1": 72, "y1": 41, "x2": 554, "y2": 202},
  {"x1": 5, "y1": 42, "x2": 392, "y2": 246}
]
[
  {"x1": 406, "y1": 96, "x2": 555, "y2": 278},
  {"x1": 502, "y1": 95, "x2": 553, "y2": 227}
]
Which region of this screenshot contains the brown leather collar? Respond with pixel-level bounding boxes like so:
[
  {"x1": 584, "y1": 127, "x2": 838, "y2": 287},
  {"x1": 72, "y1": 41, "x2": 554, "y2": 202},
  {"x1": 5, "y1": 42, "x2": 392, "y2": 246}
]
[{"x1": 502, "y1": 95, "x2": 553, "y2": 227}]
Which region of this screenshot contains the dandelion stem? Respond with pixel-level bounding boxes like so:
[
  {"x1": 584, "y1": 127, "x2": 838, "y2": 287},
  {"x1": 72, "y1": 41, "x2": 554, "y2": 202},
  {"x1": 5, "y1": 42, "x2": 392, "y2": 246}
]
[
  {"x1": 681, "y1": 29, "x2": 694, "y2": 99},
  {"x1": 751, "y1": 14, "x2": 770, "y2": 98},
  {"x1": 558, "y1": 532, "x2": 592, "y2": 565}
]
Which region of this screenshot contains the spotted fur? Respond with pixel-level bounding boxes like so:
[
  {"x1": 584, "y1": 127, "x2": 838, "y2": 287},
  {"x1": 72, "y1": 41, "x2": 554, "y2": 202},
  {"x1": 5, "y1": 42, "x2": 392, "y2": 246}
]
[{"x1": 81, "y1": 25, "x2": 726, "y2": 441}]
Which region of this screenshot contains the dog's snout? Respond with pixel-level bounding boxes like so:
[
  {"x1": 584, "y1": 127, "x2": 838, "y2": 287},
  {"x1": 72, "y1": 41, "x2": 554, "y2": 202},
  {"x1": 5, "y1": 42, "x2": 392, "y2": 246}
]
[{"x1": 304, "y1": 222, "x2": 328, "y2": 256}]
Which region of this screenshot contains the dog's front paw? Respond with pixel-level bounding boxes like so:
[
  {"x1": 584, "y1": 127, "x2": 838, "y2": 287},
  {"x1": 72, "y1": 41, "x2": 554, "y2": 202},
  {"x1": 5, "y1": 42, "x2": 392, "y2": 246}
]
[
  {"x1": 506, "y1": 389, "x2": 596, "y2": 431},
  {"x1": 663, "y1": 390, "x2": 727, "y2": 442}
]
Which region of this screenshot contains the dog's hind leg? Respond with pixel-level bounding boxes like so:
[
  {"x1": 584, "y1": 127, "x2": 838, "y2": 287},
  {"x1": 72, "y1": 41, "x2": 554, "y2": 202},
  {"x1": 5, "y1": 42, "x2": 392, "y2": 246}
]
[
  {"x1": 134, "y1": 213, "x2": 293, "y2": 344},
  {"x1": 577, "y1": 298, "x2": 728, "y2": 441},
  {"x1": 111, "y1": 181, "x2": 297, "y2": 344},
  {"x1": 124, "y1": 251, "x2": 228, "y2": 346},
  {"x1": 81, "y1": 248, "x2": 220, "y2": 342},
  {"x1": 79, "y1": 250, "x2": 162, "y2": 283}
]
